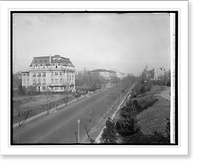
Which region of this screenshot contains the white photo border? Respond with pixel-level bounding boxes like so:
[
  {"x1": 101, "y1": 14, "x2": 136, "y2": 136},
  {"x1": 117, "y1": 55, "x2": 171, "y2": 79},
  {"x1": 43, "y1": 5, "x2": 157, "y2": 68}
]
[{"x1": 0, "y1": 1, "x2": 188, "y2": 155}]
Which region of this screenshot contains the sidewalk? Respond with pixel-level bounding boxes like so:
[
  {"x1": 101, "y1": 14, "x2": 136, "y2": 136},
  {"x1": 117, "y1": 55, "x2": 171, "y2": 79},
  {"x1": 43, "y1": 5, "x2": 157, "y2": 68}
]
[{"x1": 160, "y1": 87, "x2": 170, "y2": 101}]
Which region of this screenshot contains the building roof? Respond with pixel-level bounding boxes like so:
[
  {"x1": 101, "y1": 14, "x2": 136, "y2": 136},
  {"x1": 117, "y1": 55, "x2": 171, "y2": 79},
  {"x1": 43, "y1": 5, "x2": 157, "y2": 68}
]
[
  {"x1": 30, "y1": 56, "x2": 50, "y2": 66},
  {"x1": 29, "y1": 55, "x2": 75, "y2": 68}
]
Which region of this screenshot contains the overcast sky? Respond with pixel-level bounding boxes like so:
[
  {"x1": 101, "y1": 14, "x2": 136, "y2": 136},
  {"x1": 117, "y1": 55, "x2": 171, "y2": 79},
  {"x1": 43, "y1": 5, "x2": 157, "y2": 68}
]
[{"x1": 13, "y1": 13, "x2": 171, "y2": 75}]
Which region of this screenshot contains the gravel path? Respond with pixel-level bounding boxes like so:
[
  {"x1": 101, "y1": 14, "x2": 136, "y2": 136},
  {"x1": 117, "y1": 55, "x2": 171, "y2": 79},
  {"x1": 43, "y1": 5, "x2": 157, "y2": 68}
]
[{"x1": 160, "y1": 87, "x2": 170, "y2": 101}]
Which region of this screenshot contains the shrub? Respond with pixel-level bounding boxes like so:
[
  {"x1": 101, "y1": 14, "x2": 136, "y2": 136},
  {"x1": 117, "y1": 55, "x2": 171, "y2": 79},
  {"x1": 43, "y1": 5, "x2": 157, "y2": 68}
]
[
  {"x1": 140, "y1": 86, "x2": 146, "y2": 94},
  {"x1": 101, "y1": 118, "x2": 117, "y2": 143},
  {"x1": 116, "y1": 116, "x2": 140, "y2": 136},
  {"x1": 121, "y1": 131, "x2": 170, "y2": 144},
  {"x1": 26, "y1": 86, "x2": 38, "y2": 95},
  {"x1": 141, "y1": 99, "x2": 158, "y2": 111},
  {"x1": 132, "y1": 100, "x2": 142, "y2": 113},
  {"x1": 18, "y1": 84, "x2": 26, "y2": 95}
]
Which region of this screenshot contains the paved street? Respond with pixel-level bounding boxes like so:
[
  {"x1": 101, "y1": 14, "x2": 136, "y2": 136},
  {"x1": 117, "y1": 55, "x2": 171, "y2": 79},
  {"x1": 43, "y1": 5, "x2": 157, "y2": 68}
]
[{"x1": 13, "y1": 84, "x2": 134, "y2": 144}]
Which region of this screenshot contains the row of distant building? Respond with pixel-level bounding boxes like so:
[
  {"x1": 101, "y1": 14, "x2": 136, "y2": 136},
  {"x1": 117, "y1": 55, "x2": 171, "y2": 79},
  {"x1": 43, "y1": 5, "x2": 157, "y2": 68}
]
[
  {"x1": 20, "y1": 55, "x2": 133, "y2": 92},
  {"x1": 142, "y1": 64, "x2": 169, "y2": 81},
  {"x1": 90, "y1": 69, "x2": 132, "y2": 80}
]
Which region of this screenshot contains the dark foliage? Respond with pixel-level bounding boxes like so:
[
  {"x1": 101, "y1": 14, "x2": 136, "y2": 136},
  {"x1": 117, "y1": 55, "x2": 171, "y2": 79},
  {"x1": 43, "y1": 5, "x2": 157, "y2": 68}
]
[
  {"x1": 18, "y1": 84, "x2": 26, "y2": 95},
  {"x1": 132, "y1": 100, "x2": 143, "y2": 113},
  {"x1": 101, "y1": 118, "x2": 117, "y2": 143},
  {"x1": 116, "y1": 101, "x2": 140, "y2": 136},
  {"x1": 26, "y1": 86, "x2": 38, "y2": 95},
  {"x1": 121, "y1": 131, "x2": 170, "y2": 144},
  {"x1": 141, "y1": 99, "x2": 158, "y2": 112},
  {"x1": 140, "y1": 86, "x2": 146, "y2": 94},
  {"x1": 116, "y1": 116, "x2": 140, "y2": 136}
]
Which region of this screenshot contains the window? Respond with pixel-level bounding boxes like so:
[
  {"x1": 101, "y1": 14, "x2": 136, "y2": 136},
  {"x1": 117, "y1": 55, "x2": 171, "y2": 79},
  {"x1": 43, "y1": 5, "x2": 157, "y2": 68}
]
[
  {"x1": 33, "y1": 73, "x2": 36, "y2": 77},
  {"x1": 60, "y1": 72, "x2": 62, "y2": 76},
  {"x1": 43, "y1": 86, "x2": 46, "y2": 90},
  {"x1": 55, "y1": 87, "x2": 58, "y2": 90},
  {"x1": 55, "y1": 72, "x2": 58, "y2": 76},
  {"x1": 55, "y1": 79, "x2": 58, "y2": 84},
  {"x1": 43, "y1": 78, "x2": 46, "y2": 84},
  {"x1": 60, "y1": 78, "x2": 63, "y2": 84},
  {"x1": 33, "y1": 79, "x2": 36, "y2": 85},
  {"x1": 43, "y1": 72, "x2": 46, "y2": 77}
]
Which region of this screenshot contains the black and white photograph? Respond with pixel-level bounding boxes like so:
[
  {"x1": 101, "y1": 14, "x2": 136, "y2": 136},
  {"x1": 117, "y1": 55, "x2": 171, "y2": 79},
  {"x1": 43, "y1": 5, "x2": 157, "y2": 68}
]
[
  {"x1": 0, "y1": 0, "x2": 190, "y2": 158},
  {"x1": 11, "y1": 11, "x2": 178, "y2": 145}
]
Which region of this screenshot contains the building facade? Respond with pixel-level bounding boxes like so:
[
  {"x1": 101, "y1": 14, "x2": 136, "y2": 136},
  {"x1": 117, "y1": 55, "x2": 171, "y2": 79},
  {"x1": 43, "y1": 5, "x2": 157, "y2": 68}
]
[
  {"x1": 21, "y1": 55, "x2": 76, "y2": 92},
  {"x1": 115, "y1": 71, "x2": 125, "y2": 79}
]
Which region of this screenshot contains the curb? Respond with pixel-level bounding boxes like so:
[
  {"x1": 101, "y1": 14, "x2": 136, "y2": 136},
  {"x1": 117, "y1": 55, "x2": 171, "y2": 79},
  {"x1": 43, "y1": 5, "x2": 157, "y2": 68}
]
[{"x1": 95, "y1": 83, "x2": 137, "y2": 143}]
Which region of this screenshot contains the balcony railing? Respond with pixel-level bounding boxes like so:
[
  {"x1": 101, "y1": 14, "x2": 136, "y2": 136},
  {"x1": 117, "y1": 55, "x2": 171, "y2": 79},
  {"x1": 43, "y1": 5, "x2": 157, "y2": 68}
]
[{"x1": 49, "y1": 83, "x2": 66, "y2": 86}]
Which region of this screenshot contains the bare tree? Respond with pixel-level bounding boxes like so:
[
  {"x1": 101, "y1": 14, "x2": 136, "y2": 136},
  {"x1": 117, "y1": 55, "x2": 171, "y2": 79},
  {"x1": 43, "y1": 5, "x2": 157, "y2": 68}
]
[
  {"x1": 99, "y1": 98, "x2": 113, "y2": 120},
  {"x1": 13, "y1": 97, "x2": 32, "y2": 127},
  {"x1": 18, "y1": 110, "x2": 33, "y2": 127},
  {"x1": 46, "y1": 88, "x2": 51, "y2": 114},
  {"x1": 13, "y1": 97, "x2": 22, "y2": 118},
  {"x1": 64, "y1": 87, "x2": 69, "y2": 105},
  {"x1": 82, "y1": 103, "x2": 98, "y2": 143}
]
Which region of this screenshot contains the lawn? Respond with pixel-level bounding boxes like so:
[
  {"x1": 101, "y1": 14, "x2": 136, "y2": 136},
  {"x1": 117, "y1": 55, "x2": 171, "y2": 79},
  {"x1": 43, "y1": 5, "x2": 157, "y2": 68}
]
[
  {"x1": 12, "y1": 93, "x2": 75, "y2": 124},
  {"x1": 132, "y1": 85, "x2": 170, "y2": 137}
]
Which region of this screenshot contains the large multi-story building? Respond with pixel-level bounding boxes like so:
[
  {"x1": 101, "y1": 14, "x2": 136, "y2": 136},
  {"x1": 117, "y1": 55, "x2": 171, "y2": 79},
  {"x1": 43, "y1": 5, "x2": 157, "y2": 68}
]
[
  {"x1": 21, "y1": 55, "x2": 76, "y2": 92},
  {"x1": 115, "y1": 71, "x2": 125, "y2": 79},
  {"x1": 90, "y1": 69, "x2": 116, "y2": 80}
]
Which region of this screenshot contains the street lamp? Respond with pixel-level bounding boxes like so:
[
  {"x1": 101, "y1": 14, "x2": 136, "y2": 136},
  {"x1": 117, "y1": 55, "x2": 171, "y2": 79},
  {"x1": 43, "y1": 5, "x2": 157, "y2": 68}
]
[{"x1": 77, "y1": 119, "x2": 81, "y2": 143}]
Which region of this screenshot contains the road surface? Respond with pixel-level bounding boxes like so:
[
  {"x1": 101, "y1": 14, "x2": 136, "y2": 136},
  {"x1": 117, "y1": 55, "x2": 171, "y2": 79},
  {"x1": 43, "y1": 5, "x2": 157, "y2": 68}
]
[{"x1": 13, "y1": 84, "x2": 133, "y2": 144}]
